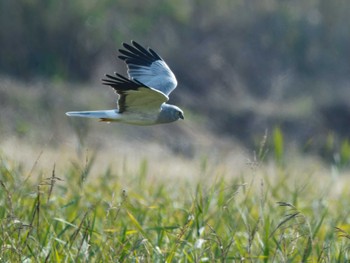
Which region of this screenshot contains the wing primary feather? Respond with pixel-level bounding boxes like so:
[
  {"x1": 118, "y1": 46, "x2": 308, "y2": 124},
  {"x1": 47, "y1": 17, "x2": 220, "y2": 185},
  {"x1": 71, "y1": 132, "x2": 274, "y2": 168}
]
[
  {"x1": 102, "y1": 73, "x2": 148, "y2": 92},
  {"x1": 113, "y1": 72, "x2": 129, "y2": 81},
  {"x1": 104, "y1": 73, "x2": 120, "y2": 81},
  {"x1": 126, "y1": 58, "x2": 152, "y2": 66},
  {"x1": 118, "y1": 41, "x2": 163, "y2": 66},
  {"x1": 148, "y1": 48, "x2": 162, "y2": 60},
  {"x1": 118, "y1": 49, "x2": 138, "y2": 58},
  {"x1": 123, "y1": 43, "x2": 148, "y2": 58},
  {"x1": 118, "y1": 55, "x2": 128, "y2": 60},
  {"x1": 119, "y1": 54, "x2": 153, "y2": 66},
  {"x1": 131, "y1": 41, "x2": 151, "y2": 56}
]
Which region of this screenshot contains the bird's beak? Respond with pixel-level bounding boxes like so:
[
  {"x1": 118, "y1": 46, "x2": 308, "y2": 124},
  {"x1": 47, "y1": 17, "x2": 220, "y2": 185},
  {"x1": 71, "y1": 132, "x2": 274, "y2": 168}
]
[{"x1": 180, "y1": 113, "x2": 184, "y2": 120}]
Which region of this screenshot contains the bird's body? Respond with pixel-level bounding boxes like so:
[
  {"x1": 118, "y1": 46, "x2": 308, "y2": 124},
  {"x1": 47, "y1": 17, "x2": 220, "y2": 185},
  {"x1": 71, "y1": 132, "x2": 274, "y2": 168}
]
[
  {"x1": 66, "y1": 41, "x2": 184, "y2": 125},
  {"x1": 67, "y1": 103, "x2": 182, "y2": 125}
]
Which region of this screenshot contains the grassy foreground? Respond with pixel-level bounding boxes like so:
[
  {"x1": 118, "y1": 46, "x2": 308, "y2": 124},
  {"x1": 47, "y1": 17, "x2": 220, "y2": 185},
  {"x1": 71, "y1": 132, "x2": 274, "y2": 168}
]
[{"x1": 0, "y1": 149, "x2": 350, "y2": 262}]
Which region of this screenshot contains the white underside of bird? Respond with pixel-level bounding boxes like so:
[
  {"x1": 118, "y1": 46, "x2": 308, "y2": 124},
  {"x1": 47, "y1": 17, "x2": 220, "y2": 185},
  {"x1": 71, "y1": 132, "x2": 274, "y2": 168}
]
[{"x1": 66, "y1": 104, "x2": 183, "y2": 125}]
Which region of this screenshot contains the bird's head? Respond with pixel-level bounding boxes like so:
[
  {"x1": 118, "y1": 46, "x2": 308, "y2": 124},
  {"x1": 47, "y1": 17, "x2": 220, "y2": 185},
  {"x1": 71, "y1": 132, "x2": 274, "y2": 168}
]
[{"x1": 159, "y1": 104, "x2": 184, "y2": 123}]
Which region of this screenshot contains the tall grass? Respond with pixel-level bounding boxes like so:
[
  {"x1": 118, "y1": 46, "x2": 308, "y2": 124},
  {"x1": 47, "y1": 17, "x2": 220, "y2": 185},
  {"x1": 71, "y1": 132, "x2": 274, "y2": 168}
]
[{"x1": 0, "y1": 147, "x2": 350, "y2": 262}]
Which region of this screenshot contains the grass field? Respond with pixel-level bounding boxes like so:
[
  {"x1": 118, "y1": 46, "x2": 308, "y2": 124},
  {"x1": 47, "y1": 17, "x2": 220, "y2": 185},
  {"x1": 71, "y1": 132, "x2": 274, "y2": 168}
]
[
  {"x1": 1, "y1": 78, "x2": 350, "y2": 262},
  {"x1": 1, "y1": 136, "x2": 350, "y2": 262}
]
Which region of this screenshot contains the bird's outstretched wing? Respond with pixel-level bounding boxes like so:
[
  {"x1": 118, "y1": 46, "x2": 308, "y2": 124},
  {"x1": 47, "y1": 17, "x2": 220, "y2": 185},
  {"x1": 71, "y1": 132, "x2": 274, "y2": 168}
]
[
  {"x1": 102, "y1": 73, "x2": 169, "y2": 113},
  {"x1": 118, "y1": 41, "x2": 177, "y2": 96}
]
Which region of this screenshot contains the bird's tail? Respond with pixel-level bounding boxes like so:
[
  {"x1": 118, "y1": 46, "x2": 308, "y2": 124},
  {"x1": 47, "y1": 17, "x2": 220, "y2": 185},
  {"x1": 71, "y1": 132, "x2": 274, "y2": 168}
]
[{"x1": 66, "y1": 110, "x2": 119, "y2": 122}]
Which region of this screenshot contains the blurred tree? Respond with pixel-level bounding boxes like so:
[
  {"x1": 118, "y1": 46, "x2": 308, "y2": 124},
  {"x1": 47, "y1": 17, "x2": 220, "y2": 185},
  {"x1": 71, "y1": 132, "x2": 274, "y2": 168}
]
[
  {"x1": 0, "y1": 0, "x2": 349, "y2": 152},
  {"x1": 0, "y1": 0, "x2": 101, "y2": 80}
]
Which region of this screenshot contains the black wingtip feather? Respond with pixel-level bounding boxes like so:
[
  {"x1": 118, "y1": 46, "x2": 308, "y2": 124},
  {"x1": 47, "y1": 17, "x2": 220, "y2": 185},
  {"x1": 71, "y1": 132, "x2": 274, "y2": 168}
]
[
  {"x1": 123, "y1": 42, "x2": 134, "y2": 49},
  {"x1": 101, "y1": 73, "x2": 149, "y2": 92},
  {"x1": 149, "y1": 48, "x2": 162, "y2": 60},
  {"x1": 117, "y1": 41, "x2": 163, "y2": 66},
  {"x1": 118, "y1": 55, "x2": 128, "y2": 61},
  {"x1": 132, "y1": 41, "x2": 146, "y2": 51}
]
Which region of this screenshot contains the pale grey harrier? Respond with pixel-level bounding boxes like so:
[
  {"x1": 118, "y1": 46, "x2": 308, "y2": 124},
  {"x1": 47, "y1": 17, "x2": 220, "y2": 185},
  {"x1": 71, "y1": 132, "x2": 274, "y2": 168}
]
[{"x1": 66, "y1": 41, "x2": 184, "y2": 125}]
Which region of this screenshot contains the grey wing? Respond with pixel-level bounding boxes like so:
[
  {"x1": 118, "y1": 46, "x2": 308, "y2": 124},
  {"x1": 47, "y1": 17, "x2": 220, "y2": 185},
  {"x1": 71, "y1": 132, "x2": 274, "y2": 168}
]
[
  {"x1": 118, "y1": 41, "x2": 177, "y2": 96},
  {"x1": 102, "y1": 73, "x2": 169, "y2": 113}
]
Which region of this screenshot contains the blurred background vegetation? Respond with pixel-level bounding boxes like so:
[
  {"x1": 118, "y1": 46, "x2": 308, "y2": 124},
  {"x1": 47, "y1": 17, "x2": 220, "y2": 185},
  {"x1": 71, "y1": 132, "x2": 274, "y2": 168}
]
[{"x1": 0, "y1": 0, "x2": 349, "y2": 166}]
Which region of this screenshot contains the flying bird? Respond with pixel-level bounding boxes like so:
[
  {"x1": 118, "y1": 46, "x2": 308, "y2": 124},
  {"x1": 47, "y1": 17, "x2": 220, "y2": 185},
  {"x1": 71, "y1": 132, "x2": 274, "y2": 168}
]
[{"x1": 66, "y1": 41, "x2": 184, "y2": 125}]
